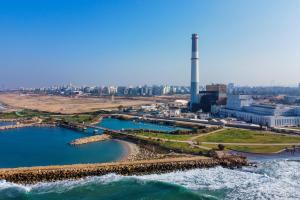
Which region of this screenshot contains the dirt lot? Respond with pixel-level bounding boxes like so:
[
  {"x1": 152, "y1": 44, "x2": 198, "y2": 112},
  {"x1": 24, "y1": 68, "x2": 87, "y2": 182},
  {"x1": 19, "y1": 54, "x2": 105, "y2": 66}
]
[{"x1": 0, "y1": 93, "x2": 153, "y2": 114}]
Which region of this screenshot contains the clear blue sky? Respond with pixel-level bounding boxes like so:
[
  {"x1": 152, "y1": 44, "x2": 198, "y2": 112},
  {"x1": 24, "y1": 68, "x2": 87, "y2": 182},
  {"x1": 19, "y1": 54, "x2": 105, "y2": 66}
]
[{"x1": 1, "y1": 0, "x2": 300, "y2": 88}]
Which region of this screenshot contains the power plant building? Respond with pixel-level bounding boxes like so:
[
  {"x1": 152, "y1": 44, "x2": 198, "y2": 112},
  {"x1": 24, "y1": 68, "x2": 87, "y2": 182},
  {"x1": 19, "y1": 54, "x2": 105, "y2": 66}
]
[
  {"x1": 220, "y1": 95, "x2": 300, "y2": 127},
  {"x1": 190, "y1": 33, "x2": 200, "y2": 111}
]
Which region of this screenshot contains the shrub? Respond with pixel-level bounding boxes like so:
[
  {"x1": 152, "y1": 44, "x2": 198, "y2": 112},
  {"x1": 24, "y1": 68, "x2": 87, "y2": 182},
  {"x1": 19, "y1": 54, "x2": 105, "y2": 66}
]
[{"x1": 218, "y1": 144, "x2": 225, "y2": 151}]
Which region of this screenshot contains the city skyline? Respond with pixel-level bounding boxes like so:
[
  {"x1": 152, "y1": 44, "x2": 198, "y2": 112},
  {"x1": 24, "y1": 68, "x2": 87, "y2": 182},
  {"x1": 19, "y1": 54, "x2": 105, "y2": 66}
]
[{"x1": 1, "y1": 0, "x2": 300, "y2": 88}]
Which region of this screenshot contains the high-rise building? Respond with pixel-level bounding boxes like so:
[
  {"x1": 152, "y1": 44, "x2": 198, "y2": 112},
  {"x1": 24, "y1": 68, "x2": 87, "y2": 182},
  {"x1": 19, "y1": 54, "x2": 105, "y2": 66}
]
[
  {"x1": 190, "y1": 33, "x2": 200, "y2": 110},
  {"x1": 227, "y1": 83, "x2": 234, "y2": 94}
]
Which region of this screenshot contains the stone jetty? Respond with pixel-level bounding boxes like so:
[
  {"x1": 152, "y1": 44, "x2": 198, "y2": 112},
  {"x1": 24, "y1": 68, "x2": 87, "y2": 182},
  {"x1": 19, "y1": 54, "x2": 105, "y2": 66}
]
[
  {"x1": 0, "y1": 156, "x2": 248, "y2": 184},
  {"x1": 0, "y1": 123, "x2": 31, "y2": 130},
  {"x1": 70, "y1": 134, "x2": 111, "y2": 145}
]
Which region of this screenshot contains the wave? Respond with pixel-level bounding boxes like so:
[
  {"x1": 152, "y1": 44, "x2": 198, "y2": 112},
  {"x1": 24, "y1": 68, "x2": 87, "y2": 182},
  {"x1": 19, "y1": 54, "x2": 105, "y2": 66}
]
[{"x1": 0, "y1": 159, "x2": 300, "y2": 200}]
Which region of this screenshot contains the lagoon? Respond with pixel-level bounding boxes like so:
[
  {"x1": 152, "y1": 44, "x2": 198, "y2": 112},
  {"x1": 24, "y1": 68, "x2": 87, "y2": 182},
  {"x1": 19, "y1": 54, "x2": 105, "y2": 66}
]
[
  {"x1": 0, "y1": 127, "x2": 125, "y2": 168},
  {"x1": 98, "y1": 118, "x2": 187, "y2": 132},
  {"x1": 0, "y1": 118, "x2": 186, "y2": 168}
]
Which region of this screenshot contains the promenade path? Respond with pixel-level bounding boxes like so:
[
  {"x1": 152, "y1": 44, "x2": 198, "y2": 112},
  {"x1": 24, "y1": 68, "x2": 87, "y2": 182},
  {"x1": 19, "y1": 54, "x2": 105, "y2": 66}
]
[
  {"x1": 201, "y1": 142, "x2": 300, "y2": 146},
  {"x1": 131, "y1": 134, "x2": 211, "y2": 150}
]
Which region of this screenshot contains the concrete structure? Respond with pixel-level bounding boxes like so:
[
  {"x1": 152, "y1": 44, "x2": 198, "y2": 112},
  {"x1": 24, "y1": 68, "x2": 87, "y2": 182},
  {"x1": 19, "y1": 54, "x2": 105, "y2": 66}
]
[
  {"x1": 227, "y1": 83, "x2": 234, "y2": 94},
  {"x1": 283, "y1": 96, "x2": 300, "y2": 104},
  {"x1": 168, "y1": 107, "x2": 181, "y2": 117},
  {"x1": 220, "y1": 95, "x2": 300, "y2": 127},
  {"x1": 190, "y1": 33, "x2": 200, "y2": 110},
  {"x1": 206, "y1": 84, "x2": 227, "y2": 98},
  {"x1": 206, "y1": 83, "x2": 227, "y2": 105},
  {"x1": 199, "y1": 91, "x2": 219, "y2": 113}
]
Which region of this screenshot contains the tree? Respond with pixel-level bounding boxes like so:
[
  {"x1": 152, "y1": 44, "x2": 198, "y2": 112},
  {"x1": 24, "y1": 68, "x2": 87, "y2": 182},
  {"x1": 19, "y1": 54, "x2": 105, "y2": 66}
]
[{"x1": 218, "y1": 144, "x2": 225, "y2": 151}]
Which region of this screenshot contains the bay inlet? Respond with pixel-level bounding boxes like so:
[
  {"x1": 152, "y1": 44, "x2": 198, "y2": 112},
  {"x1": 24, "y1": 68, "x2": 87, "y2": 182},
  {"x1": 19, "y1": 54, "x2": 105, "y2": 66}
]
[{"x1": 0, "y1": 118, "x2": 186, "y2": 168}]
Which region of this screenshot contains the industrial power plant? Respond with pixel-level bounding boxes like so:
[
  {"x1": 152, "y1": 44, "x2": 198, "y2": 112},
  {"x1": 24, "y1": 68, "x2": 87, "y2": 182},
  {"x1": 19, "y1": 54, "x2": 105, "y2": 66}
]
[{"x1": 189, "y1": 33, "x2": 200, "y2": 111}]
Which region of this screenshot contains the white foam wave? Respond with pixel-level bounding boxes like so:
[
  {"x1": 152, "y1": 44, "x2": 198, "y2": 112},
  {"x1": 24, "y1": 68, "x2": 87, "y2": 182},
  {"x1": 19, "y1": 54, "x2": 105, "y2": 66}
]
[
  {"x1": 137, "y1": 160, "x2": 300, "y2": 199},
  {"x1": 0, "y1": 160, "x2": 300, "y2": 199}
]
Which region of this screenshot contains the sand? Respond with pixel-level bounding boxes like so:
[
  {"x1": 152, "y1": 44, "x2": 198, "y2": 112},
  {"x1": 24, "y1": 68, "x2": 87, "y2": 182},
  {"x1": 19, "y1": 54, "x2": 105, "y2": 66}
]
[
  {"x1": 116, "y1": 139, "x2": 141, "y2": 161},
  {"x1": 0, "y1": 93, "x2": 153, "y2": 114}
]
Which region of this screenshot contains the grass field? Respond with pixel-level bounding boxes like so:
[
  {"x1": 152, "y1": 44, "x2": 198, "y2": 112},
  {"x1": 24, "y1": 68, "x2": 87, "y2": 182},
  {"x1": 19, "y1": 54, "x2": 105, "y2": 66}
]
[
  {"x1": 0, "y1": 109, "x2": 51, "y2": 119},
  {"x1": 200, "y1": 143, "x2": 292, "y2": 153},
  {"x1": 136, "y1": 131, "x2": 197, "y2": 141},
  {"x1": 61, "y1": 114, "x2": 98, "y2": 124},
  {"x1": 160, "y1": 141, "x2": 207, "y2": 154},
  {"x1": 196, "y1": 128, "x2": 300, "y2": 144},
  {"x1": 226, "y1": 145, "x2": 292, "y2": 154}
]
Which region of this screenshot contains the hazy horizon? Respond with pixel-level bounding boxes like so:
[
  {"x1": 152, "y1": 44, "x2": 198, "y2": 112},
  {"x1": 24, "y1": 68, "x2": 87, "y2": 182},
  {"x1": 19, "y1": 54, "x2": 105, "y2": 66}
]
[{"x1": 1, "y1": 0, "x2": 300, "y2": 88}]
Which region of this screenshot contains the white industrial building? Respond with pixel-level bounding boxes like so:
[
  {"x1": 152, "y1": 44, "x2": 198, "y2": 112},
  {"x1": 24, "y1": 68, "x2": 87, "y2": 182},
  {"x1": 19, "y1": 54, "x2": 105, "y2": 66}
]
[{"x1": 220, "y1": 95, "x2": 300, "y2": 127}]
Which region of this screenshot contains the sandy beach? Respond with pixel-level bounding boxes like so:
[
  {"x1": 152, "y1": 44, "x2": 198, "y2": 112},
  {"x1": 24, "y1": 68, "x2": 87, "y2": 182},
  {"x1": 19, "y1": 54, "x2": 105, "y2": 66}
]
[{"x1": 116, "y1": 139, "x2": 141, "y2": 161}]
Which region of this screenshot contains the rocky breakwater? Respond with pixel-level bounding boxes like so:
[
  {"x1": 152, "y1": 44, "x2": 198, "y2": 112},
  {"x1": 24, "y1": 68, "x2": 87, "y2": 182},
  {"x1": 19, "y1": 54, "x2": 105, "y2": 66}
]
[
  {"x1": 70, "y1": 134, "x2": 111, "y2": 145},
  {"x1": 0, "y1": 156, "x2": 248, "y2": 184},
  {"x1": 0, "y1": 123, "x2": 32, "y2": 130}
]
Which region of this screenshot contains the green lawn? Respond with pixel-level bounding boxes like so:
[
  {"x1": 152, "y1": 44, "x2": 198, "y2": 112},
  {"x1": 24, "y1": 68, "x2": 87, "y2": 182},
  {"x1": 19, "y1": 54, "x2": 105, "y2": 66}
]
[
  {"x1": 226, "y1": 145, "x2": 291, "y2": 154},
  {"x1": 201, "y1": 143, "x2": 291, "y2": 154},
  {"x1": 196, "y1": 128, "x2": 300, "y2": 144},
  {"x1": 61, "y1": 114, "x2": 97, "y2": 124},
  {"x1": 0, "y1": 112, "x2": 19, "y2": 119},
  {"x1": 157, "y1": 141, "x2": 207, "y2": 154},
  {"x1": 136, "y1": 131, "x2": 197, "y2": 141},
  {"x1": 0, "y1": 109, "x2": 51, "y2": 119}
]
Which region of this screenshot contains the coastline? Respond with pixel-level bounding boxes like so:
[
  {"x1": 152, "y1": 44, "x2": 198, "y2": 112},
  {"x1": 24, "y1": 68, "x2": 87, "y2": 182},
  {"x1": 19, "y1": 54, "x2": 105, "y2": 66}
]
[
  {"x1": 117, "y1": 139, "x2": 140, "y2": 161},
  {"x1": 116, "y1": 138, "x2": 180, "y2": 161}
]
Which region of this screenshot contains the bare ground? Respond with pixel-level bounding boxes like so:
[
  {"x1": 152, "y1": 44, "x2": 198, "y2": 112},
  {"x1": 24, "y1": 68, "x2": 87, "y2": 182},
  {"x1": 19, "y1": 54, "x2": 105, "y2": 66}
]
[{"x1": 0, "y1": 93, "x2": 153, "y2": 114}]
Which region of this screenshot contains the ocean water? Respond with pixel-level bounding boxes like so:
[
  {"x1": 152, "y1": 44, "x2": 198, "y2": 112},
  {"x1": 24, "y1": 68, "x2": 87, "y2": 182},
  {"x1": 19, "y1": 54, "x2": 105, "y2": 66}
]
[{"x1": 1, "y1": 159, "x2": 299, "y2": 200}]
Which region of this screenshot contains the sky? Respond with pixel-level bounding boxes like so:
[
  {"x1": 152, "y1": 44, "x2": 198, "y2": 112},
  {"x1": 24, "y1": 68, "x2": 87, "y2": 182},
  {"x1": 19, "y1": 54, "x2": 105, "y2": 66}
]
[{"x1": 0, "y1": 0, "x2": 300, "y2": 88}]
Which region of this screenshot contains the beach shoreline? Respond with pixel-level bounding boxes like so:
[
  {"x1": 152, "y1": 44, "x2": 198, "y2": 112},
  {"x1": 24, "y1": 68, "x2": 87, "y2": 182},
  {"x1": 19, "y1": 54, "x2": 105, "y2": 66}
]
[{"x1": 116, "y1": 139, "x2": 141, "y2": 161}]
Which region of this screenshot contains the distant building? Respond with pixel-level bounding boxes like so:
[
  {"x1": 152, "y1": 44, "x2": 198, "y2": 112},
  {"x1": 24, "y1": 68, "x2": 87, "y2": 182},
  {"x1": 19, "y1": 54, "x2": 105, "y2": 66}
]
[
  {"x1": 169, "y1": 107, "x2": 181, "y2": 117},
  {"x1": 198, "y1": 84, "x2": 227, "y2": 113},
  {"x1": 227, "y1": 83, "x2": 234, "y2": 94},
  {"x1": 199, "y1": 91, "x2": 219, "y2": 113},
  {"x1": 196, "y1": 111, "x2": 210, "y2": 119},
  {"x1": 283, "y1": 96, "x2": 300, "y2": 104},
  {"x1": 206, "y1": 84, "x2": 227, "y2": 100},
  {"x1": 220, "y1": 94, "x2": 300, "y2": 127}
]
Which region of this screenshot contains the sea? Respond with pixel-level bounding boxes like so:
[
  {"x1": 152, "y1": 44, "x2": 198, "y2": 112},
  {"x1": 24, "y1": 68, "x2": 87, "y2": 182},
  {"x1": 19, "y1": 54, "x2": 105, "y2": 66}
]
[
  {"x1": 0, "y1": 118, "x2": 299, "y2": 199},
  {"x1": 1, "y1": 158, "x2": 300, "y2": 200}
]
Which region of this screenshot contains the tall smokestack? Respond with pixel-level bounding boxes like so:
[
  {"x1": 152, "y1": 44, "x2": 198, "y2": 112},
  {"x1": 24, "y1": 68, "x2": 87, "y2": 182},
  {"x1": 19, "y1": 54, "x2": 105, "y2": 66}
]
[{"x1": 190, "y1": 33, "x2": 200, "y2": 109}]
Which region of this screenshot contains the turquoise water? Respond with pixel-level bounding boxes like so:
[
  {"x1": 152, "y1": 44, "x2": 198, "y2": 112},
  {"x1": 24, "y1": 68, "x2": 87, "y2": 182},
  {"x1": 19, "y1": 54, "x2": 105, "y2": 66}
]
[
  {"x1": 0, "y1": 127, "x2": 125, "y2": 168},
  {"x1": 1, "y1": 118, "x2": 299, "y2": 199},
  {"x1": 0, "y1": 118, "x2": 186, "y2": 168},
  {"x1": 98, "y1": 118, "x2": 187, "y2": 132},
  {"x1": 1, "y1": 159, "x2": 300, "y2": 200}
]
